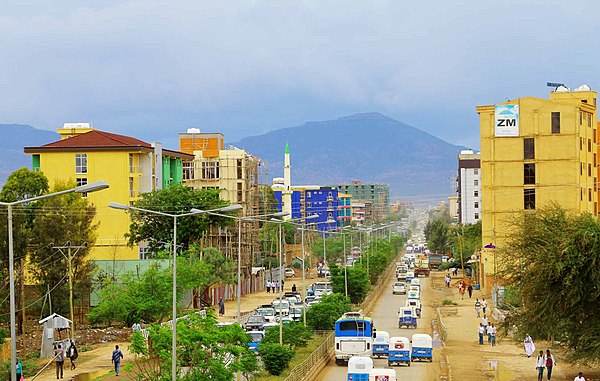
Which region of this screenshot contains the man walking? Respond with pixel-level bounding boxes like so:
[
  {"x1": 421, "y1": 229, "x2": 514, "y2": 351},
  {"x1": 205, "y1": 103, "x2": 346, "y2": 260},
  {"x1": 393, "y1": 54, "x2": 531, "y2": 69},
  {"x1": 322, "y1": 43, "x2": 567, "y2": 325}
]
[
  {"x1": 266, "y1": 281, "x2": 270, "y2": 294},
  {"x1": 112, "y1": 345, "x2": 124, "y2": 376},
  {"x1": 574, "y1": 372, "x2": 586, "y2": 381},
  {"x1": 481, "y1": 299, "x2": 487, "y2": 314},
  {"x1": 481, "y1": 314, "x2": 488, "y2": 335},
  {"x1": 54, "y1": 344, "x2": 64, "y2": 379},
  {"x1": 536, "y1": 351, "x2": 545, "y2": 381},
  {"x1": 218, "y1": 297, "x2": 225, "y2": 317},
  {"x1": 475, "y1": 299, "x2": 481, "y2": 317},
  {"x1": 488, "y1": 323, "x2": 496, "y2": 346},
  {"x1": 545, "y1": 349, "x2": 556, "y2": 380},
  {"x1": 467, "y1": 284, "x2": 473, "y2": 298},
  {"x1": 478, "y1": 323, "x2": 485, "y2": 345}
]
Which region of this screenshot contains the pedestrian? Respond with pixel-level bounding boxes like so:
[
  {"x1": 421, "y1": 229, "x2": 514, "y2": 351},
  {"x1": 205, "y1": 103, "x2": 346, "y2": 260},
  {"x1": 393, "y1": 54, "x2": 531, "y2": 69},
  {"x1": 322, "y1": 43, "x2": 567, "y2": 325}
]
[
  {"x1": 467, "y1": 284, "x2": 473, "y2": 298},
  {"x1": 281, "y1": 279, "x2": 285, "y2": 290},
  {"x1": 536, "y1": 351, "x2": 545, "y2": 381},
  {"x1": 574, "y1": 372, "x2": 586, "y2": 381},
  {"x1": 291, "y1": 284, "x2": 297, "y2": 293},
  {"x1": 488, "y1": 323, "x2": 496, "y2": 346},
  {"x1": 475, "y1": 299, "x2": 481, "y2": 317},
  {"x1": 445, "y1": 274, "x2": 450, "y2": 287},
  {"x1": 54, "y1": 343, "x2": 64, "y2": 379},
  {"x1": 478, "y1": 323, "x2": 485, "y2": 345},
  {"x1": 112, "y1": 344, "x2": 124, "y2": 376},
  {"x1": 545, "y1": 349, "x2": 556, "y2": 380},
  {"x1": 459, "y1": 285, "x2": 465, "y2": 300},
  {"x1": 266, "y1": 281, "x2": 270, "y2": 293},
  {"x1": 481, "y1": 314, "x2": 488, "y2": 333},
  {"x1": 482, "y1": 298, "x2": 487, "y2": 314},
  {"x1": 15, "y1": 357, "x2": 23, "y2": 381},
  {"x1": 218, "y1": 297, "x2": 225, "y2": 317},
  {"x1": 68, "y1": 339, "x2": 78, "y2": 370},
  {"x1": 524, "y1": 334, "x2": 536, "y2": 357}
]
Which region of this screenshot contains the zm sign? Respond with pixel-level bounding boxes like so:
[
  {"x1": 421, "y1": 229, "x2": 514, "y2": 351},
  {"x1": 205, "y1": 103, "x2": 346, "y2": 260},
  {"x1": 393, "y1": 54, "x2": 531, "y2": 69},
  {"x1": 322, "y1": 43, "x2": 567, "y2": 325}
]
[{"x1": 494, "y1": 105, "x2": 519, "y2": 137}]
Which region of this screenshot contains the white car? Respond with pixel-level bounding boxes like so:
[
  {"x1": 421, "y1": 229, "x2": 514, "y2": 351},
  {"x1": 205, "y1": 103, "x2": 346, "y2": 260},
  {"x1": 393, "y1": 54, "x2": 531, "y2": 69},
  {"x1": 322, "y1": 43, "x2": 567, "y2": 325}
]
[
  {"x1": 392, "y1": 282, "x2": 406, "y2": 295},
  {"x1": 284, "y1": 268, "x2": 296, "y2": 278}
]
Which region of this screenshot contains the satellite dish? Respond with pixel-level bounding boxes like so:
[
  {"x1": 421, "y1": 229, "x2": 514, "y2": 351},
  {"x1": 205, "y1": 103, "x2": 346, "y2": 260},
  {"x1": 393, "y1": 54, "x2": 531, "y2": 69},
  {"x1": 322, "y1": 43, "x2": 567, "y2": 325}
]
[
  {"x1": 576, "y1": 84, "x2": 591, "y2": 91},
  {"x1": 556, "y1": 85, "x2": 570, "y2": 92}
]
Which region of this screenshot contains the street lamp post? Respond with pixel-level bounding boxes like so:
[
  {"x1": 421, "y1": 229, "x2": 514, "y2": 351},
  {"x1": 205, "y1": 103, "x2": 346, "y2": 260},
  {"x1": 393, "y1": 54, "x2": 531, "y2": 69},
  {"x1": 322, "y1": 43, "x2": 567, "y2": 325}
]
[
  {"x1": 1, "y1": 180, "x2": 109, "y2": 381},
  {"x1": 109, "y1": 202, "x2": 241, "y2": 381}
]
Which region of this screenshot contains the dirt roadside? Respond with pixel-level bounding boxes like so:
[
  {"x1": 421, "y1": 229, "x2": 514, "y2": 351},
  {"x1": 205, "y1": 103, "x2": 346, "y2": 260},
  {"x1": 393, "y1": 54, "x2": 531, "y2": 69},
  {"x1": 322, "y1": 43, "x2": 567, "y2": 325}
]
[{"x1": 431, "y1": 271, "x2": 600, "y2": 381}]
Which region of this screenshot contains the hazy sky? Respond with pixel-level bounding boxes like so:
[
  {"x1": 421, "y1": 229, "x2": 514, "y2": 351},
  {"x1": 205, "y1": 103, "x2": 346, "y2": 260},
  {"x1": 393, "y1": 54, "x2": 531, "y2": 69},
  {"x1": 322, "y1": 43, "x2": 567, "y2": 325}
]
[{"x1": 2, "y1": 0, "x2": 599, "y2": 149}]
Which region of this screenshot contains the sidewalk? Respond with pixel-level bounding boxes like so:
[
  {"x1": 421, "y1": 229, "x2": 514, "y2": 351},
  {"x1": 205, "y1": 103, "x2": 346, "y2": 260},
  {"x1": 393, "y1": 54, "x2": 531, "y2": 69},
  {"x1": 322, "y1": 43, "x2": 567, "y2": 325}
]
[
  {"x1": 217, "y1": 275, "x2": 320, "y2": 322},
  {"x1": 432, "y1": 271, "x2": 595, "y2": 381}
]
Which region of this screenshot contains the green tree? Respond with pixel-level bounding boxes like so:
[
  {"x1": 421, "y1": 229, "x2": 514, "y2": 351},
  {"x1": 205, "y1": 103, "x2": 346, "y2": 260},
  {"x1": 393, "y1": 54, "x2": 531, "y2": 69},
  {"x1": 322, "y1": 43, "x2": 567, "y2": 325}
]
[
  {"x1": 129, "y1": 310, "x2": 258, "y2": 381},
  {"x1": 28, "y1": 180, "x2": 97, "y2": 315},
  {"x1": 306, "y1": 293, "x2": 351, "y2": 330},
  {"x1": 424, "y1": 218, "x2": 450, "y2": 254},
  {"x1": 311, "y1": 237, "x2": 345, "y2": 263},
  {"x1": 0, "y1": 167, "x2": 49, "y2": 202},
  {"x1": 262, "y1": 322, "x2": 313, "y2": 349},
  {"x1": 330, "y1": 264, "x2": 370, "y2": 304},
  {"x1": 126, "y1": 185, "x2": 233, "y2": 253},
  {"x1": 257, "y1": 343, "x2": 294, "y2": 376},
  {"x1": 501, "y1": 204, "x2": 600, "y2": 361}
]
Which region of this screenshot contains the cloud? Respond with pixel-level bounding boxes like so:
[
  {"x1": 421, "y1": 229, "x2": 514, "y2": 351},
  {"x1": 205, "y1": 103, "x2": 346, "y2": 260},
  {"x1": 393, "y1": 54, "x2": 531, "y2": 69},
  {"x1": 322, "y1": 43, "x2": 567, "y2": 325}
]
[{"x1": 0, "y1": 0, "x2": 599, "y2": 147}]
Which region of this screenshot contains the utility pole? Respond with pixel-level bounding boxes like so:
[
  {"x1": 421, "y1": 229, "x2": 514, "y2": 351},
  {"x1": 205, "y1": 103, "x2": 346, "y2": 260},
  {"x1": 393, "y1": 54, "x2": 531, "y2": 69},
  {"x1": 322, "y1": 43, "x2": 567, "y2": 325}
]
[
  {"x1": 53, "y1": 243, "x2": 86, "y2": 339},
  {"x1": 20, "y1": 258, "x2": 25, "y2": 336}
]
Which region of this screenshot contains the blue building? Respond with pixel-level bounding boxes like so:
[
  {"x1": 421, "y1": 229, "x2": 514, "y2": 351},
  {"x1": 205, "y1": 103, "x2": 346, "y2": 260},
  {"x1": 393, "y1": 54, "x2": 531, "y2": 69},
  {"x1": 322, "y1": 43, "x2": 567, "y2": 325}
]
[{"x1": 272, "y1": 181, "x2": 339, "y2": 233}]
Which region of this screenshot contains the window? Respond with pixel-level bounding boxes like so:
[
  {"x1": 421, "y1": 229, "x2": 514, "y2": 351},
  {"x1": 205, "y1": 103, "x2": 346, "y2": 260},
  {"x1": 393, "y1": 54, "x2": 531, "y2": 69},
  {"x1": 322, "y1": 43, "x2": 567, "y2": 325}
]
[
  {"x1": 76, "y1": 178, "x2": 87, "y2": 197},
  {"x1": 237, "y1": 159, "x2": 243, "y2": 180},
  {"x1": 589, "y1": 164, "x2": 592, "y2": 177},
  {"x1": 581, "y1": 163, "x2": 583, "y2": 176},
  {"x1": 524, "y1": 189, "x2": 536, "y2": 210},
  {"x1": 474, "y1": 202, "x2": 479, "y2": 209},
  {"x1": 75, "y1": 154, "x2": 87, "y2": 174},
  {"x1": 201, "y1": 161, "x2": 219, "y2": 180},
  {"x1": 524, "y1": 138, "x2": 535, "y2": 160},
  {"x1": 474, "y1": 179, "x2": 479, "y2": 186},
  {"x1": 589, "y1": 112, "x2": 593, "y2": 128},
  {"x1": 129, "y1": 153, "x2": 134, "y2": 172},
  {"x1": 139, "y1": 246, "x2": 152, "y2": 260},
  {"x1": 182, "y1": 162, "x2": 194, "y2": 180},
  {"x1": 237, "y1": 182, "x2": 243, "y2": 203},
  {"x1": 589, "y1": 139, "x2": 592, "y2": 152},
  {"x1": 589, "y1": 189, "x2": 593, "y2": 202},
  {"x1": 474, "y1": 190, "x2": 479, "y2": 197},
  {"x1": 474, "y1": 213, "x2": 480, "y2": 220},
  {"x1": 595, "y1": 154, "x2": 597, "y2": 168},
  {"x1": 524, "y1": 163, "x2": 535, "y2": 185},
  {"x1": 580, "y1": 138, "x2": 583, "y2": 151},
  {"x1": 474, "y1": 169, "x2": 479, "y2": 175},
  {"x1": 580, "y1": 111, "x2": 583, "y2": 125},
  {"x1": 551, "y1": 112, "x2": 561, "y2": 134}
]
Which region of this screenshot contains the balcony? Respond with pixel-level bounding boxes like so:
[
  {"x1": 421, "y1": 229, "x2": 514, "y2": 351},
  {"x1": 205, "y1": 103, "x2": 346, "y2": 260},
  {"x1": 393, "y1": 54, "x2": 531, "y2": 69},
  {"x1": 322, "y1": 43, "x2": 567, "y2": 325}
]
[{"x1": 129, "y1": 166, "x2": 143, "y2": 174}]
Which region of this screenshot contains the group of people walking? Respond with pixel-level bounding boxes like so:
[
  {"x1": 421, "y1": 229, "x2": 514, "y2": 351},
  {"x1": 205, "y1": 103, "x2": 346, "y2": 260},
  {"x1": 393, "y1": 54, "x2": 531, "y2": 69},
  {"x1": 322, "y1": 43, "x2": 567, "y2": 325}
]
[
  {"x1": 52, "y1": 339, "x2": 78, "y2": 379},
  {"x1": 265, "y1": 280, "x2": 284, "y2": 293},
  {"x1": 477, "y1": 315, "x2": 496, "y2": 347}
]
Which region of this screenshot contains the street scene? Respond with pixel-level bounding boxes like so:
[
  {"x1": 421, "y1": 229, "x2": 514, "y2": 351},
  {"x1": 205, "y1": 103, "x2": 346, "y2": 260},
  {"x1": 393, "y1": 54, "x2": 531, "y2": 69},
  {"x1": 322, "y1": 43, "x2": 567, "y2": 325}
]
[{"x1": 1, "y1": 2, "x2": 600, "y2": 381}]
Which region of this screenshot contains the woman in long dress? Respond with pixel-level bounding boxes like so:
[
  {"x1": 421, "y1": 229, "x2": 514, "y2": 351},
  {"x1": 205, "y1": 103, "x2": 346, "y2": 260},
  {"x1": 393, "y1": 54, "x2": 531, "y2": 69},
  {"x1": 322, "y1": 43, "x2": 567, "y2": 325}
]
[{"x1": 524, "y1": 334, "x2": 536, "y2": 357}]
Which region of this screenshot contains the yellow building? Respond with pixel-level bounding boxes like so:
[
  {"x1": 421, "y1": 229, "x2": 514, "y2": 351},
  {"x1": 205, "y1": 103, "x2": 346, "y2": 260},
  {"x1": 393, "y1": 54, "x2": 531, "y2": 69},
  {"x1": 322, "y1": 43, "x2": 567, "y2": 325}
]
[
  {"x1": 477, "y1": 86, "x2": 597, "y2": 289},
  {"x1": 25, "y1": 123, "x2": 193, "y2": 260}
]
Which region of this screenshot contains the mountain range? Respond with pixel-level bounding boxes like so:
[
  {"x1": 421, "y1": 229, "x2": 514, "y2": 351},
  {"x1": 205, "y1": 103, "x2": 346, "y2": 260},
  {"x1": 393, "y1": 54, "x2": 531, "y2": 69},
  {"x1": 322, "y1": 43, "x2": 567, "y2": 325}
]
[{"x1": 0, "y1": 114, "x2": 468, "y2": 199}]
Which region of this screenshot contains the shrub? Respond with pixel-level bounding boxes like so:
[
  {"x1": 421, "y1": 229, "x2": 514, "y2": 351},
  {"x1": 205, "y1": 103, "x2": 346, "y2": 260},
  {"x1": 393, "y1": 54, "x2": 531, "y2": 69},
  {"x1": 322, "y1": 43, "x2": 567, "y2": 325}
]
[
  {"x1": 442, "y1": 298, "x2": 457, "y2": 306},
  {"x1": 257, "y1": 343, "x2": 294, "y2": 376},
  {"x1": 262, "y1": 322, "x2": 313, "y2": 349},
  {"x1": 306, "y1": 293, "x2": 351, "y2": 330}
]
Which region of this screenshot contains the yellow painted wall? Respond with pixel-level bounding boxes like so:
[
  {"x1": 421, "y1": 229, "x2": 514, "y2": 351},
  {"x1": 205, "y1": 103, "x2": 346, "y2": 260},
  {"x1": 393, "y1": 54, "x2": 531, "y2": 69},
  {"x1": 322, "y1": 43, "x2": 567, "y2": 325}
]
[
  {"x1": 34, "y1": 150, "x2": 146, "y2": 260},
  {"x1": 479, "y1": 91, "x2": 597, "y2": 276}
]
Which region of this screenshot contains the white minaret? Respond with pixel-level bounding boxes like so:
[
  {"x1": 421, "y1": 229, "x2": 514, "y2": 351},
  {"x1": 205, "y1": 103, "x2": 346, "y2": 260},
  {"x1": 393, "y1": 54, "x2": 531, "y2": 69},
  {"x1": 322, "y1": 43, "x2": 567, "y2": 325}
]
[{"x1": 282, "y1": 143, "x2": 292, "y2": 220}]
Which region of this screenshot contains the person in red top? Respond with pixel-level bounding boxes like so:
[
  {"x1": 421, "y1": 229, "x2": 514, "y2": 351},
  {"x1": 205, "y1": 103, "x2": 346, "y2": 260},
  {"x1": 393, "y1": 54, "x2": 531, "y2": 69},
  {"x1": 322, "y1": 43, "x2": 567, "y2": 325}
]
[{"x1": 545, "y1": 349, "x2": 556, "y2": 380}]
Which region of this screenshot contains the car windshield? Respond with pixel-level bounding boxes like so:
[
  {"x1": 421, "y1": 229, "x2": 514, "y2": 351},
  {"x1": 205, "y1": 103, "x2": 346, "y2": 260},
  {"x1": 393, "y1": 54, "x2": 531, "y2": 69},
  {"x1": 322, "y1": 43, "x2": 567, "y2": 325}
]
[
  {"x1": 394, "y1": 283, "x2": 404, "y2": 287},
  {"x1": 248, "y1": 316, "x2": 263, "y2": 323},
  {"x1": 256, "y1": 309, "x2": 273, "y2": 316},
  {"x1": 249, "y1": 332, "x2": 263, "y2": 342}
]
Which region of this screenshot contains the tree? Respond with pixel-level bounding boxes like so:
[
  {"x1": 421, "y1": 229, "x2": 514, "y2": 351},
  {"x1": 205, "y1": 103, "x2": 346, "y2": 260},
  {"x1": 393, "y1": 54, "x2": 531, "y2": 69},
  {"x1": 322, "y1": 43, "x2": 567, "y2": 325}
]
[
  {"x1": 262, "y1": 322, "x2": 313, "y2": 349},
  {"x1": 501, "y1": 204, "x2": 600, "y2": 361},
  {"x1": 424, "y1": 218, "x2": 450, "y2": 254},
  {"x1": 129, "y1": 310, "x2": 258, "y2": 381},
  {"x1": 28, "y1": 180, "x2": 97, "y2": 315},
  {"x1": 257, "y1": 344, "x2": 294, "y2": 376},
  {"x1": 330, "y1": 264, "x2": 370, "y2": 304},
  {"x1": 126, "y1": 185, "x2": 233, "y2": 253},
  {"x1": 0, "y1": 168, "x2": 49, "y2": 202},
  {"x1": 310, "y1": 237, "x2": 345, "y2": 264},
  {"x1": 306, "y1": 293, "x2": 351, "y2": 330}
]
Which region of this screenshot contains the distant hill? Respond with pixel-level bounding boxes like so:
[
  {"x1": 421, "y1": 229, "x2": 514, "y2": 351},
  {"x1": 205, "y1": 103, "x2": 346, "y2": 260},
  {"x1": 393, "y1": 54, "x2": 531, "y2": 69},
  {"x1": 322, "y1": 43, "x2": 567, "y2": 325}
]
[
  {"x1": 232, "y1": 113, "x2": 468, "y2": 198},
  {"x1": 0, "y1": 124, "x2": 58, "y2": 185}
]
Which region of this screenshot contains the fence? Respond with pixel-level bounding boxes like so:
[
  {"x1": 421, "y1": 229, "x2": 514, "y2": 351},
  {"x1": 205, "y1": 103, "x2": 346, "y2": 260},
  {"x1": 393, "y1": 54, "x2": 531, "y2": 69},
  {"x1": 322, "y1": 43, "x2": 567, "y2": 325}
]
[{"x1": 284, "y1": 332, "x2": 335, "y2": 381}]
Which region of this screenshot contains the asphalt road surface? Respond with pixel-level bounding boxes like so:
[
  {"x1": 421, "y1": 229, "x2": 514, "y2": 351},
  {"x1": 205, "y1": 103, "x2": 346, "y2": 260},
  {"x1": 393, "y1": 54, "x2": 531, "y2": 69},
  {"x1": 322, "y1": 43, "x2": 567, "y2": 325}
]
[{"x1": 315, "y1": 269, "x2": 443, "y2": 381}]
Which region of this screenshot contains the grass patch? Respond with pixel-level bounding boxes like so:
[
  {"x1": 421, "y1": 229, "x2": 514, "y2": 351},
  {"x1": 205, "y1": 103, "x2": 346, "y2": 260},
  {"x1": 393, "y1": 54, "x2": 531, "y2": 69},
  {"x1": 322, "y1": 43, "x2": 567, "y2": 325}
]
[
  {"x1": 254, "y1": 332, "x2": 330, "y2": 381},
  {"x1": 442, "y1": 298, "x2": 458, "y2": 306}
]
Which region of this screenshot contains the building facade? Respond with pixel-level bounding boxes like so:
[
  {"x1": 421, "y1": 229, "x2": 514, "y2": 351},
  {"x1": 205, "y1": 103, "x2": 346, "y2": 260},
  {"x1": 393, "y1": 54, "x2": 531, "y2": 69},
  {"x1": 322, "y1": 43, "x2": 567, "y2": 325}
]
[
  {"x1": 25, "y1": 123, "x2": 193, "y2": 260},
  {"x1": 338, "y1": 193, "x2": 352, "y2": 225},
  {"x1": 457, "y1": 150, "x2": 481, "y2": 224},
  {"x1": 178, "y1": 129, "x2": 260, "y2": 272},
  {"x1": 478, "y1": 86, "x2": 598, "y2": 285},
  {"x1": 337, "y1": 180, "x2": 390, "y2": 222}
]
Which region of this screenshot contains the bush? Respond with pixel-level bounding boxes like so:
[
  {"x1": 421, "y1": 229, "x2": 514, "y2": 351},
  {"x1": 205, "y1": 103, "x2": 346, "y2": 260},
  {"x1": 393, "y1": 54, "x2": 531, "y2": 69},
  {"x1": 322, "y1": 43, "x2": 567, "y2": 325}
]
[
  {"x1": 306, "y1": 293, "x2": 351, "y2": 330},
  {"x1": 262, "y1": 322, "x2": 313, "y2": 349},
  {"x1": 330, "y1": 265, "x2": 370, "y2": 304},
  {"x1": 257, "y1": 343, "x2": 294, "y2": 376},
  {"x1": 442, "y1": 298, "x2": 457, "y2": 306}
]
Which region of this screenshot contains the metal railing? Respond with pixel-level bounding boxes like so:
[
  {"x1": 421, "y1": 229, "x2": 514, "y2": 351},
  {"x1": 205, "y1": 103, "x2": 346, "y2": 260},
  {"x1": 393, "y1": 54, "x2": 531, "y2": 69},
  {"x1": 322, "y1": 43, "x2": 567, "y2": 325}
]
[{"x1": 284, "y1": 332, "x2": 335, "y2": 381}]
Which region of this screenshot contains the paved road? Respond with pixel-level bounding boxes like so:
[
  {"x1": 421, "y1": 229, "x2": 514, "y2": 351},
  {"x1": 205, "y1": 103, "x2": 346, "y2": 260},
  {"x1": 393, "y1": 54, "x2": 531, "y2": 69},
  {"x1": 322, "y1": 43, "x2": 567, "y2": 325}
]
[{"x1": 315, "y1": 270, "x2": 443, "y2": 381}]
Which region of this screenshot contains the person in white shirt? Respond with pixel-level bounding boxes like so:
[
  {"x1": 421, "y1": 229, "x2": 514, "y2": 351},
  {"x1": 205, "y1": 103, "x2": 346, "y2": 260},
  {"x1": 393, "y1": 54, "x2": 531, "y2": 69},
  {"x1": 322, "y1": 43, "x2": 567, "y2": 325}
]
[
  {"x1": 488, "y1": 323, "x2": 496, "y2": 346},
  {"x1": 574, "y1": 372, "x2": 586, "y2": 381},
  {"x1": 481, "y1": 299, "x2": 487, "y2": 314},
  {"x1": 536, "y1": 350, "x2": 546, "y2": 381},
  {"x1": 481, "y1": 315, "x2": 488, "y2": 332},
  {"x1": 478, "y1": 324, "x2": 485, "y2": 345}
]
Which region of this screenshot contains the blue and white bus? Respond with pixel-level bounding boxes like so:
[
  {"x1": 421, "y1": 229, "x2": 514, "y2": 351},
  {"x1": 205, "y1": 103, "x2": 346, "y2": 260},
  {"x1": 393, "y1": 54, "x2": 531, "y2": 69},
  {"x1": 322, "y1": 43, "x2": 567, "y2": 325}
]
[{"x1": 335, "y1": 312, "x2": 374, "y2": 365}]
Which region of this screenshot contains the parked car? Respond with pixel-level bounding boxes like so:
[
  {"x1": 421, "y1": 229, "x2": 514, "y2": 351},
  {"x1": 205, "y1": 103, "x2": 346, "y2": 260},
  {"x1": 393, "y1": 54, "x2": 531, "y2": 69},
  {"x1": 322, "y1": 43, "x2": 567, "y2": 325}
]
[
  {"x1": 244, "y1": 314, "x2": 266, "y2": 331},
  {"x1": 392, "y1": 282, "x2": 406, "y2": 295},
  {"x1": 284, "y1": 268, "x2": 296, "y2": 278}
]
